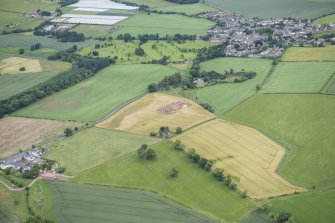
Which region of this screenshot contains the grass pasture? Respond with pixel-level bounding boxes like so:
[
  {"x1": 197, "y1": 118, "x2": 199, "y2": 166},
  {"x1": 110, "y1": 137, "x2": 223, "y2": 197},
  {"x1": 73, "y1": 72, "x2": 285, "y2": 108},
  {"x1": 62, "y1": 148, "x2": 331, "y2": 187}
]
[
  {"x1": 72, "y1": 25, "x2": 113, "y2": 38},
  {"x1": 174, "y1": 119, "x2": 304, "y2": 199},
  {"x1": 282, "y1": 46, "x2": 335, "y2": 62},
  {"x1": 312, "y1": 29, "x2": 335, "y2": 38},
  {"x1": 80, "y1": 40, "x2": 215, "y2": 64},
  {"x1": 261, "y1": 62, "x2": 335, "y2": 93},
  {"x1": 45, "y1": 128, "x2": 160, "y2": 175},
  {"x1": 112, "y1": 13, "x2": 215, "y2": 36},
  {"x1": 314, "y1": 13, "x2": 335, "y2": 24},
  {"x1": 97, "y1": 93, "x2": 215, "y2": 135},
  {"x1": 46, "y1": 181, "x2": 217, "y2": 223},
  {"x1": 0, "y1": 0, "x2": 59, "y2": 32},
  {"x1": 14, "y1": 64, "x2": 178, "y2": 122},
  {"x1": 154, "y1": 3, "x2": 218, "y2": 15},
  {"x1": 271, "y1": 189, "x2": 335, "y2": 223},
  {"x1": 73, "y1": 141, "x2": 254, "y2": 222},
  {"x1": 0, "y1": 186, "x2": 28, "y2": 222},
  {"x1": 195, "y1": 57, "x2": 272, "y2": 115},
  {"x1": 0, "y1": 117, "x2": 80, "y2": 158},
  {"x1": 225, "y1": 94, "x2": 335, "y2": 188},
  {"x1": 206, "y1": 0, "x2": 335, "y2": 19},
  {"x1": 322, "y1": 73, "x2": 335, "y2": 94},
  {"x1": 240, "y1": 209, "x2": 276, "y2": 223},
  {"x1": 0, "y1": 34, "x2": 97, "y2": 58}
]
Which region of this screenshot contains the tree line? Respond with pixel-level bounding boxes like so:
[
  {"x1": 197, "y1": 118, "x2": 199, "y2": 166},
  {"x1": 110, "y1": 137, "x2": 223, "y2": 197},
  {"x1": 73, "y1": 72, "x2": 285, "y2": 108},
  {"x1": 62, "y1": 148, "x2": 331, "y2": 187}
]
[
  {"x1": 34, "y1": 29, "x2": 85, "y2": 42},
  {"x1": 172, "y1": 140, "x2": 241, "y2": 193},
  {"x1": 0, "y1": 46, "x2": 113, "y2": 118},
  {"x1": 117, "y1": 32, "x2": 199, "y2": 44}
]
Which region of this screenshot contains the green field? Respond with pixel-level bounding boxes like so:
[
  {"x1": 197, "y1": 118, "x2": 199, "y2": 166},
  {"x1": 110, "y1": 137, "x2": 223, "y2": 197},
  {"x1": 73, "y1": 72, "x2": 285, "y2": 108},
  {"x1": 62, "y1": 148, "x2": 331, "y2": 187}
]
[
  {"x1": 193, "y1": 57, "x2": 272, "y2": 115},
  {"x1": 322, "y1": 73, "x2": 335, "y2": 94},
  {"x1": 0, "y1": 59, "x2": 71, "y2": 100},
  {"x1": 271, "y1": 189, "x2": 335, "y2": 223},
  {"x1": 225, "y1": 94, "x2": 335, "y2": 188},
  {"x1": 0, "y1": 0, "x2": 59, "y2": 32},
  {"x1": 72, "y1": 25, "x2": 113, "y2": 38},
  {"x1": 154, "y1": 3, "x2": 218, "y2": 15},
  {"x1": 0, "y1": 34, "x2": 97, "y2": 58},
  {"x1": 73, "y1": 141, "x2": 254, "y2": 222},
  {"x1": 38, "y1": 180, "x2": 217, "y2": 223},
  {"x1": 14, "y1": 64, "x2": 178, "y2": 122},
  {"x1": 315, "y1": 13, "x2": 335, "y2": 24},
  {"x1": 112, "y1": 13, "x2": 215, "y2": 36},
  {"x1": 79, "y1": 40, "x2": 215, "y2": 64},
  {"x1": 282, "y1": 46, "x2": 335, "y2": 62},
  {"x1": 261, "y1": 62, "x2": 335, "y2": 93},
  {"x1": 312, "y1": 29, "x2": 335, "y2": 37},
  {"x1": 206, "y1": 0, "x2": 335, "y2": 19},
  {"x1": 0, "y1": 186, "x2": 28, "y2": 222},
  {"x1": 45, "y1": 128, "x2": 160, "y2": 175},
  {"x1": 240, "y1": 210, "x2": 276, "y2": 223}
]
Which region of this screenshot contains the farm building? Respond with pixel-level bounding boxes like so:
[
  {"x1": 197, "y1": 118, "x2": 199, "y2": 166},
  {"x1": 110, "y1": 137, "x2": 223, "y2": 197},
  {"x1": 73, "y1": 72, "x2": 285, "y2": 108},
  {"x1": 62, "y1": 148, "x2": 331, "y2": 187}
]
[
  {"x1": 68, "y1": 0, "x2": 138, "y2": 11},
  {"x1": 53, "y1": 14, "x2": 128, "y2": 25}
]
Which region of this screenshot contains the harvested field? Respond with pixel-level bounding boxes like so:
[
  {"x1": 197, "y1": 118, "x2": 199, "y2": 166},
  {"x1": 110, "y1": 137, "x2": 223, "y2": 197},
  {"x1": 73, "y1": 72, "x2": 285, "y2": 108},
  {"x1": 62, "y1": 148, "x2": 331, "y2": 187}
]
[
  {"x1": 0, "y1": 117, "x2": 80, "y2": 158},
  {"x1": 97, "y1": 93, "x2": 215, "y2": 135},
  {"x1": 0, "y1": 57, "x2": 41, "y2": 74},
  {"x1": 174, "y1": 119, "x2": 305, "y2": 199}
]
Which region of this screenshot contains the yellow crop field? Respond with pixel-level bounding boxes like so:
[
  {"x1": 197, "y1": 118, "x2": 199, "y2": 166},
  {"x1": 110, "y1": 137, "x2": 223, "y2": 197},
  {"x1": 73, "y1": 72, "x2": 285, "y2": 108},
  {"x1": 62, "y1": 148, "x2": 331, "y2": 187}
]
[
  {"x1": 0, "y1": 57, "x2": 42, "y2": 74},
  {"x1": 174, "y1": 119, "x2": 305, "y2": 199},
  {"x1": 97, "y1": 93, "x2": 215, "y2": 135},
  {"x1": 0, "y1": 117, "x2": 80, "y2": 158},
  {"x1": 282, "y1": 46, "x2": 335, "y2": 62}
]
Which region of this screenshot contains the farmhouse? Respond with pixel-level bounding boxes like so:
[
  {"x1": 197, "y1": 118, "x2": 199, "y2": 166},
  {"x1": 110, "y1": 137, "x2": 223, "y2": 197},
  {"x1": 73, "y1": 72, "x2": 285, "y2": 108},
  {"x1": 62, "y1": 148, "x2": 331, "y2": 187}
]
[{"x1": 0, "y1": 148, "x2": 44, "y2": 171}]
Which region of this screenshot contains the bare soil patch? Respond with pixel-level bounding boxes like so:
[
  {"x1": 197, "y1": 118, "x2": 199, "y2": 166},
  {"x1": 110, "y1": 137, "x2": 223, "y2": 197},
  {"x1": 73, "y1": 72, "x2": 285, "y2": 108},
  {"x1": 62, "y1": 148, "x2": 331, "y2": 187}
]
[{"x1": 157, "y1": 101, "x2": 190, "y2": 115}]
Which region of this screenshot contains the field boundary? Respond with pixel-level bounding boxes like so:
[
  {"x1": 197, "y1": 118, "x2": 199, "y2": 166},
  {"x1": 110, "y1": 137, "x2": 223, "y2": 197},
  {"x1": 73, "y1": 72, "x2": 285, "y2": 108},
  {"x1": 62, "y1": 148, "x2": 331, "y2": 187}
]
[
  {"x1": 321, "y1": 71, "x2": 335, "y2": 94},
  {"x1": 222, "y1": 114, "x2": 305, "y2": 189}
]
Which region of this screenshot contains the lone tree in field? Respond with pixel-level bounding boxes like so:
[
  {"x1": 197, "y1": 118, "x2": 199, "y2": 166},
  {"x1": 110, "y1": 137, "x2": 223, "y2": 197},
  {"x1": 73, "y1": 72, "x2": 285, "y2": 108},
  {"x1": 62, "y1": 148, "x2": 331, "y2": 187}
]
[
  {"x1": 169, "y1": 168, "x2": 179, "y2": 178},
  {"x1": 19, "y1": 67, "x2": 25, "y2": 71},
  {"x1": 135, "y1": 47, "x2": 145, "y2": 56},
  {"x1": 147, "y1": 83, "x2": 157, "y2": 93},
  {"x1": 241, "y1": 190, "x2": 248, "y2": 198},
  {"x1": 277, "y1": 212, "x2": 292, "y2": 223},
  {"x1": 64, "y1": 128, "x2": 73, "y2": 137},
  {"x1": 175, "y1": 127, "x2": 183, "y2": 134},
  {"x1": 174, "y1": 140, "x2": 184, "y2": 151},
  {"x1": 19, "y1": 48, "x2": 24, "y2": 54},
  {"x1": 137, "y1": 144, "x2": 156, "y2": 160}
]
